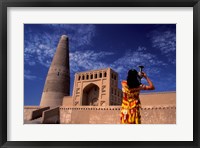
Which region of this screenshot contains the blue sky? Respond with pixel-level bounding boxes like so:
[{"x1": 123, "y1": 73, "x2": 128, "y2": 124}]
[{"x1": 24, "y1": 24, "x2": 176, "y2": 106}]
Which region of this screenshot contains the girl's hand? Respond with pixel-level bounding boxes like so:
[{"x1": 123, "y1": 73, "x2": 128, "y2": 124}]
[{"x1": 142, "y1": 72, "x2": 147, "y2": 79}]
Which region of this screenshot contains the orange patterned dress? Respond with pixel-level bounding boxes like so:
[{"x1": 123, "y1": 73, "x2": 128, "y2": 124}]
[{"x1": 120, "y1": 81, "x2": 141, "y2": 124}]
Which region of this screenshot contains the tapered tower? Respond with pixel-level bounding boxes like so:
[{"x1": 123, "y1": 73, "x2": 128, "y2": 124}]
[{"x1": 40, "y1": 35, "x2": 70, "y2": 107}]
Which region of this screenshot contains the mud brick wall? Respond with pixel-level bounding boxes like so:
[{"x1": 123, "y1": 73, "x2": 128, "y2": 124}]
[
  {"x1": 42, "y1": 107, "x2": 60, "y2": 124},
  {"x1": 60, "y1": 106, "x2": 120, "y2": 124},
  {"x1": 25, "y1": 92, "x2": 176, "y2": 124},
  {"x1": 60, "y1": 106, "x2": 176, "y2": 124},
  {"x1": 140, "y1": 106, "x2": 176, "y2": 124},
  {"x1": 24, "y1": 106, "x2": 41, "y2": 121}
]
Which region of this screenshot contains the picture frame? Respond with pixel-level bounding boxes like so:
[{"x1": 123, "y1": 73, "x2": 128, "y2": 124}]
[{"x1": 0, "y1": 0, "x2": 199, "y2": 147}]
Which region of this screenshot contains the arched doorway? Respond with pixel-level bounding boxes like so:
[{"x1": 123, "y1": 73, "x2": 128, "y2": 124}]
[{"x1": 82, "y1": 83, "x2": 99, "y2": 106}]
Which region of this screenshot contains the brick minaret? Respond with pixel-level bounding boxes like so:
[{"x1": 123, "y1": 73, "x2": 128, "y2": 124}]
[{"x1": 40, "y1": 35, "x2": 70, "y2": 107}]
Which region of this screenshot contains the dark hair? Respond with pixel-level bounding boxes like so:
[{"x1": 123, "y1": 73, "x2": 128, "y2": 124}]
[{"x1": 127, "y1": 69, "x2": 141, "y2": 88}]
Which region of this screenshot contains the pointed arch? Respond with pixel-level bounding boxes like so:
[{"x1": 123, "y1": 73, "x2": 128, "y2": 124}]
[{"x1": 82, "y1": 83, "x2": 99, "y2": 106}]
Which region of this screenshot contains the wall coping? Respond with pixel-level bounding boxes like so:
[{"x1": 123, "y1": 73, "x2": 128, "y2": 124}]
[
  {"x1": 75, "y1": 68, "x2": 111, "y2": 75},
  {"x1": 140, "y1": 91, "x2": 176, "y2": 95},
  {"x1": 60, "y1": 105, "x2": 176, "y2": 110},
  {"x1": 24, "y1": 106, "x2": 42, "y2": 109}
]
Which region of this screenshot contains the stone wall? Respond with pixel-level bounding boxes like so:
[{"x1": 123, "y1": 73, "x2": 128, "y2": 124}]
[
  {"x1": 140, "y1": 106, "x2": 176, "y2": 124},
  {"x1": 32, "y1": 106, "x2": 50, "y2": 120},
  {"x1": 24, "y1": 106, "x2": 42, "y2": 121},
  {"x1": 42, "y1": 107, "x2": 60, "y2": 124},
  {"x1": 25, "y1": 92, "x2": 176, "y2": 124},
  {"x1": 62, "y1": 96, "x2": 73, "y2": 106},
  {"x1": 60, "y1": 105, "x2": 176, "y2": 124},
  {"x1": 60, "y1": 106, "x2": 120, "y2": 124},
  {"x1": 60, "y1": 92, "x2": 176, "y2": 124},
  {"x1": 140, "y1": 92, "x2": 176, "y2": 106}
]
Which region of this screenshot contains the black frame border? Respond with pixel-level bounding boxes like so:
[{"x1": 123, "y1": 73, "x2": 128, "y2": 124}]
[{"x1": 0, "y1": 0, "x2": 199, "y2": 148}]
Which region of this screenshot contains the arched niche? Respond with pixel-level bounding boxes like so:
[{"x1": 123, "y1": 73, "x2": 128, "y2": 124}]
[{"x1": 82, "y1": 83, "x2": 99, "y2": 106}]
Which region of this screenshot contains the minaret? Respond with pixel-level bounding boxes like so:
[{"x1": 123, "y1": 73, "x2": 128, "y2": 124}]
[{"x1": 40, "y1": 35, "x2": 70, "y2": 107}]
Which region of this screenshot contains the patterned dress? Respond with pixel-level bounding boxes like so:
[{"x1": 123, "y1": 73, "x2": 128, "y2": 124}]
[{"x1": 120, "y1": 81, "x2": 141, "y2": 124}]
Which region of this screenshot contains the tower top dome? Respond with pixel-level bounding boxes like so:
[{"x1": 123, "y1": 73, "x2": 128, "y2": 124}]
[{"x1": 61, "y1": 35, "x2": 68, "y2": 39}]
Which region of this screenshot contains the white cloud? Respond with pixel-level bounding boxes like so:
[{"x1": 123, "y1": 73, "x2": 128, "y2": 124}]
[
  {"x1": 69, "y1": 50, "x2": 114, "y2": 73},
  {"x1": 109, "y1": 49, "x2": 167, "y2": 81},
  {"x1": 68, "y1": 46, "x2": 168, "y2": 83},
  {"x1": 46, "y1": 24, "x2": 96, "y2": 50},
  {"x1": 149, "y1": 27, "x2": 176, "y2": 65},
  {"x1": 24, "y1": 70, "x2": 37, "y2": 80},
  {"x1": 137, "y1": 46, "x2": 146, "y2": 51},
  {"x1": 24, "y1": 24, "x2": 96, "y2": 67},
  {"x1": 24, "y1": 75, "x2": 37, "y2": 80},
  {"x1": 28, "y1": 61, "x2": 36, "y2": 66},
  {"x1": 151, "y1": 30, "x2": 176, "y2": 53},
  {"x1": 24, "y1": 25, "x2": 174, "y2": 81}
]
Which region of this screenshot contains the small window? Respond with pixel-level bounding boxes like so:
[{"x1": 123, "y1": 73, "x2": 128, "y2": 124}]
[
  {"x1": 111, "y1": 73, "x2": 113, "y2": 79},
  {"x1": 57, "y1": 72, "x2": 60, "y2": 76},
  {"x1": 104, "y1": 72, "x2": 107, "y2": 77},
  {"x1": 82, "y1": 75, "x2": 85, "y2": 80},
  {"x1": 78, "y1": 75, "x2": 81, "y2": 80},
  {"x1": 86, "y1": 75, "x2": 89, "y2": 80},
  {"x1": 90, "y1": 74, "x2": 93, "y2": 79},
  {"x1": 99, "y1": 73, "x2": 102, "y2": 78},
  {"x1": 114, "y1": 75, "x2": 116, "y2": 80},
  {"x1": 95, "y1": 74, "x2": 97, "y2": 78}
]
